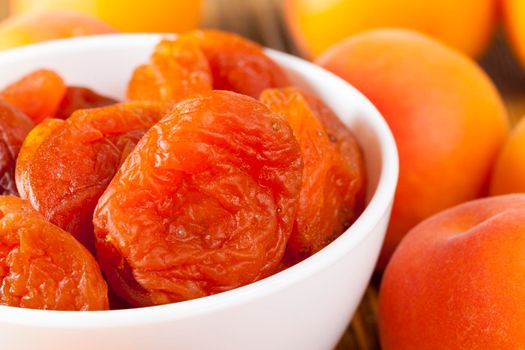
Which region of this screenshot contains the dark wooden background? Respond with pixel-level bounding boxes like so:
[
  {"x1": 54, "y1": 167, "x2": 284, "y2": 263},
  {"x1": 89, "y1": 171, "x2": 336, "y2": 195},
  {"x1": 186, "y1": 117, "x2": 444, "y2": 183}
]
[{"x1": 2, "y1": 0, "x2": 525, "y2": 348}]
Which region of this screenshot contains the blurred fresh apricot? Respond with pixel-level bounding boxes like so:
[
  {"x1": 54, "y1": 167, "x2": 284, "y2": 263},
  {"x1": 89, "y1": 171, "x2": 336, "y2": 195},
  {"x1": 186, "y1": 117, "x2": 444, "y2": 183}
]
[
  {"x1": 9, "y1": 0, "x2": 202, "y2": 33},
  {"x1": 502, "y1": 0, "x2": 525, "y2": 69},
  {"x1": 317, "y1": 29, "x2": 509, "y2": 269},
  {"x1": 285, "y1": 0, "x2": 496, "y2": 59},
  {"x1": 0, "y1": 10, "x2": 116, "y2": 51},
  {"x1": 490, "y1": 117, "x2": 525, "y2": 195}
]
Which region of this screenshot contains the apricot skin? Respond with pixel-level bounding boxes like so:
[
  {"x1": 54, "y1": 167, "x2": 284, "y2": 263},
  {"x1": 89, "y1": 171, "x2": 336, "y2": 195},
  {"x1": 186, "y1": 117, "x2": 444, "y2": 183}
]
[
  {"x1": 490, "y1": 117, "x2": 525, "y2": 195},
  {"x1": 316, "y1": 29, "x2": 509, "y2": 269},
  {"x1": 285, "y1": 0, "x2": 496, "y2": 59},
  {"x1": 0, "y1": 10, "x2": 117, "y2": 51},
  {"x1": 380, "y1": 195, "x2": 525, "y2": 350},
  {"x1": 502, "y1": 0, "x2": 525, "y2": 70}
]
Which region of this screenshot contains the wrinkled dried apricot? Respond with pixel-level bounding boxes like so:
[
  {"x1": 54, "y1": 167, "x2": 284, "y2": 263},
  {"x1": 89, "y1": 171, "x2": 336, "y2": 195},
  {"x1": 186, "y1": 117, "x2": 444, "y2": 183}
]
[
  {"x1": 179, "y1": 30, "x2": 290, "y2": 98},
  {"x1": 0, "y1": 196, "x2": 108, "y2": 310},
  {"x1": 302, "y1": 90, "x2": 366, "y2": 214},
  {"x1": 55, "y1": 86, "x2": 117, "y2": 119},
  {"x1": 0, "y1": 101, "x2": 33, "y2": 196},
  {"x1": 16, "y1": 102, "x2": 166, "y2": 252},
  {"x1": 0, "y1": 69, "x2": 66, "y2": 123},
  {"x1": 15, "y1": 118, "x2": 65, "y2": 195},
  {"x1": 260, "y1": 87, "x2": 365, "y2": 261},
  {"x1": 94, "y1": 91, "x2": 303, "y2": 306},
  {"x1": 127, "y1": 39, "x2": 212, "y2": 103}
]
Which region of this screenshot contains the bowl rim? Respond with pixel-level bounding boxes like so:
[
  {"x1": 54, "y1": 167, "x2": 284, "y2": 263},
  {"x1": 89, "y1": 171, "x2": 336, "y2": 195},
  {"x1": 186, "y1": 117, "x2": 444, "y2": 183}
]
[{"x1": 0, "y1": 33, "x2": 398, "y2": 328}]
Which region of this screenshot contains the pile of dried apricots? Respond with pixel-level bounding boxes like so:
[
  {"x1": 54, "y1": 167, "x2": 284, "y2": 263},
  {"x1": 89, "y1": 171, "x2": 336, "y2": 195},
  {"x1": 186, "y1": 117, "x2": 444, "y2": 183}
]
[{"x1": 0, "y1": 30, "x2": 366, "y2": 311}]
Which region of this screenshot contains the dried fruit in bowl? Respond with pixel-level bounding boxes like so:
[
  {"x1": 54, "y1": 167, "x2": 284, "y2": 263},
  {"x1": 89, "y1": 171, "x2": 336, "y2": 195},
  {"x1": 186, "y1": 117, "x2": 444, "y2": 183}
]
[
  {"x1": 94, "y1": 91, "x2": 303, "y2": 306},
  {"x1": 0, "y1": 100, "x2": 34, "y2": 196},
  {"x1": 260, "y1": 87, "x2": 365, "y2": 261},
  {"x1": 128, "y1": 30, "x2": 289, "y2": 102},
  {"x1": 55, "y1": 86, "x2": 117, "y2": 119},
  {"x1": 16, "y1": 101, "x2": 166, "y2": 252},
  {"x1": 181, "y1": 30, "x2": 290, "y2": 98},
  {"x1": 127, "y1": 39, "x2": 212, "y2": 103},
  {"x1": 0, "y1": 196, "x2": 108, "y2": 310},
  {"x1": 0, "y1": 69, "x2": 66, "y2": 123}
]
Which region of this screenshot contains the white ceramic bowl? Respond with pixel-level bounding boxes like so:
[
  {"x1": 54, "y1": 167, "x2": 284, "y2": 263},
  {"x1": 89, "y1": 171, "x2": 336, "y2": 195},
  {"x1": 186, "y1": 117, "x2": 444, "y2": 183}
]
[{"x1": 0, "y1": 34, "x2": 398, "y2": 350}]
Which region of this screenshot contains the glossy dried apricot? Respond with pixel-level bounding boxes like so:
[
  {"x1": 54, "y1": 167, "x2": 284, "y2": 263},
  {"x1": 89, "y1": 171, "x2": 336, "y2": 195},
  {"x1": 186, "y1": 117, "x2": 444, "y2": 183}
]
[
  {"x1": 16, "y1": 102, "x2": 166, "y2": 252},
  {"x1": 179, "y1": 30, "x2": 290, "y2": 98},
  {"x1": 55, "y1": 86, "x2": 117, "y2": 119},
  {"x1": 94, "y1": 91, "x2": 303, "y2": 306},
  {"x1": 0, "y1": 101, "x2": 33, "y2": 196},
  {"x1": 0, "y1": 196, "x2": 108, "y2": 310},
  {"x1": 127, "y1": 39, "x2": 212, "y2": 103},
  {"x1": 302, "y1": 90, "x2": 366, "y2": 214},
  {"x1": 260, "y1": 87, "x2": 365, "y2": 261},
  {"x1": 15, "y1": 118, "x2": 65, "y2": 196},
  {"x1": 0, "y1": 69, "x2": 66, "y2": 123}
]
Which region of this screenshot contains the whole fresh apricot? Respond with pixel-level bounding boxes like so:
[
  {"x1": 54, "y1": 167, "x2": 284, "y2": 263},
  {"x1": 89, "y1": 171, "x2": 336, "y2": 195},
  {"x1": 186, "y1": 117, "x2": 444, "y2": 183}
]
[
  {"x1": 380, "y1": 194, "x2": 525, "y2": 349},
  {"x1": 285, "y1": 0, "x2": 496, "y2": 58},
  {"x1": 317, "y1": 29, "x2": 509, "y2": 269},
  {"x1": 9, "y1": 0, "x2": 202, "y2": 33},
  {"x1": 0, "y1": 10, "x2": 116, "y2": 51},
  {"x1": 502, "y1": 0, "x2": 525, "y2": 70},
  {"x1": 490, "y1": 116, "x2": 525, "y2": 195}
]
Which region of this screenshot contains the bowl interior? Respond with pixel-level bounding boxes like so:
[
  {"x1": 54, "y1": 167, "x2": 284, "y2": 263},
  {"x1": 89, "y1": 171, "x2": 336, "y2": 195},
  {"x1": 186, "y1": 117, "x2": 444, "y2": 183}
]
[{"x1": 0, "y1": 34, "x2": 398, "y2": 326}]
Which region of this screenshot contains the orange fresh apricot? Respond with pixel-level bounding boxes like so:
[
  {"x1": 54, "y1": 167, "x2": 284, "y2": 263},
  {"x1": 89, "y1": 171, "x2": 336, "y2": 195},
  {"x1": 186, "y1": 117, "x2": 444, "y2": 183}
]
[
  {"x1": 285, "y1": 0, "x2": 496, "y2": 59},
  {"x1": 490, "y1": 116, "x2": 525, "y2": 195},
  {"x1": 502, "y1": 0, "x2": 525, "y2": 70},
  {"x1": 380, "y1": 195, "x2": 525, "y2": 349},
  {"x1": 0, "y1": 10, "x2": 117, "y2": 51},
  {"x1": 317, "y1": 29, "x2": 509, "y2": 269},
  {"x1": 10, "y1": 0, "x2": 202, "y2": 33},
  {"x1": 0, "y1": 69, "x2": 66, "y2": 123}
]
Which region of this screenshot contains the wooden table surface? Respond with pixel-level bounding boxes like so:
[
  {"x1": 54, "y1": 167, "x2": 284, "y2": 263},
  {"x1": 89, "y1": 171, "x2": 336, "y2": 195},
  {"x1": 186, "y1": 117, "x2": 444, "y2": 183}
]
[{"x1": 2, "y1": 1, "x2": 525, "y2": 349}]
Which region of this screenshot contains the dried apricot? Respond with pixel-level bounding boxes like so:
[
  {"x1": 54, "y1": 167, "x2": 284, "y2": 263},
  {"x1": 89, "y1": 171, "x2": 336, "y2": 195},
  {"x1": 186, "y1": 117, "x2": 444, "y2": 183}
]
[
  {"x1": 127, "y1": 39, "x2": 212, "y2": 102},
  {"x1": 16, "y1": 101, "x2": 166, "y2": 252},
  {"x1": 179, "y1": 30, "x2": 290, "y2": 98},
  {"x1": 0, "y1": 196, "x2": 108, "y2": 310},
  {"x1": 0, "y1": 101, "x2": 33, "y2": 196},
  {"x1": 15, "y1": 118, "x2": 65, "y2": 196},
  {"x1": 302, "y1": 90, "x2": 366, "y2": 217},
  {"x1": 94, "y1": 91, "x2": 303, "y2": 306},
  {"x1": 260, "y1": 87, "x2": 365, "y2": 261},
  {"x1": 55, "y1": 86, "x2": 117, "y2": 119},
  {"x1": 0, "y1": 69, "x2": 66, "y2": 123}
]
